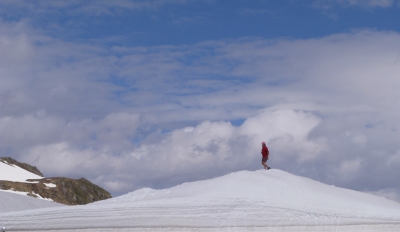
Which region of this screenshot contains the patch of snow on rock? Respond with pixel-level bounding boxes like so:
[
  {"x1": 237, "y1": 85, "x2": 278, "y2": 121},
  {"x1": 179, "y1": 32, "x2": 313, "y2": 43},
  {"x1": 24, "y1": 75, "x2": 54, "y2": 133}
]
[
  {"x1": 44, "y1": 183, "x2": 57, "y2": 188},
  {"x1": 0, "y1": 161, "x2": 43, "y2": 182}
]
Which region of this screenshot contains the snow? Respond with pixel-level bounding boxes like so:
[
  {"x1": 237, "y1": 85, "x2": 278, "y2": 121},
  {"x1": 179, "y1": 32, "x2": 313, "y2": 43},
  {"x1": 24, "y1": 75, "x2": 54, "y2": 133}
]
[
  {"x1": 1, "y1": 189, "x2": 54, "y2": 202},
  {"x1": 43, "y1": 183, "x2": 57, "y2": 188},
  {"x1": 1, "y1": 169, "x2": 400, "y2": 231},
  {"x1": 0, "y1": 191, "x2": 63, "y2": 213},
  {"x1": 0, "y1": 161, "x2": 55, "y2": 203},
  {"x1": 0, "y1": 161, "x2": 43, "y2": 182}
]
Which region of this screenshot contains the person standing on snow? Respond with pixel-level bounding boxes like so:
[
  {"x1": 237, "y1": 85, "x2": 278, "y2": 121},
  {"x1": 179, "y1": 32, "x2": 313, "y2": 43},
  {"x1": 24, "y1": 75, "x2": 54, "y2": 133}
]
[{"x1": 261, "y1": 142, "x2": 270, "y2": 170}]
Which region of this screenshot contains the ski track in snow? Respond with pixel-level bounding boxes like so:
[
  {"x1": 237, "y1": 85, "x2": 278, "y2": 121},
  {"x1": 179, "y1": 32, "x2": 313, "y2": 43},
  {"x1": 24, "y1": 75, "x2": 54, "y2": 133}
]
[{"x1": 1, "y1": 169, "x2": 400, "y2": 231}]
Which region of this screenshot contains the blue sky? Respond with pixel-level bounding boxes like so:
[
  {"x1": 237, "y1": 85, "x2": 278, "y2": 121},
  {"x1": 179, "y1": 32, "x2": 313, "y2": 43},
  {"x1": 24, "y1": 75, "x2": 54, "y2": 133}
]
[
  {"x1": 1, "y1": 0, "x2": 400, "y2": 199},
  {"x1": 3, "y1": 0, "x2": 400, "y2": 46}
]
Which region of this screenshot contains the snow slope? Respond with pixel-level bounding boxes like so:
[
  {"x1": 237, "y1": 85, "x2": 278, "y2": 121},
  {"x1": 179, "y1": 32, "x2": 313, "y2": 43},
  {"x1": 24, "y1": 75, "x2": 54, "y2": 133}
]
[
  {"x1": 1, "y1": 169, "x2": 400, "y2": 231},
  {"x1": 0, "y1": 191, "x2": 64, "y2": 213},
  {"x1": 0, "y1": 160, "x2": 43, "y2": 182}
]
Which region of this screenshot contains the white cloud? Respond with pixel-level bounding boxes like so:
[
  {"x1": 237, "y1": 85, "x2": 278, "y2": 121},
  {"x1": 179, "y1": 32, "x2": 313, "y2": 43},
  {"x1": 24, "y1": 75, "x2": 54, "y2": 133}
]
[
  {"x1": 1, "y1": 19, "x2": 400, "y2": 197},
  {"x1": 0, "y1": 111, "x2": 140, "y2": 159},
  {"x1": 238, "y1": 109, "x2": 326, "y2": 162},
  {"x1": 20, "y1": 108, "x2": 324, "y2": 195},
  {"x1": 342, "y1": 0, "x2": 394, "y2": 8},
  {"x1": 313, "y1": 0, "x2": 396, "y2": 9},
  {"x1": 25, "y1": 142, "x2": 94, "y2": 175}
]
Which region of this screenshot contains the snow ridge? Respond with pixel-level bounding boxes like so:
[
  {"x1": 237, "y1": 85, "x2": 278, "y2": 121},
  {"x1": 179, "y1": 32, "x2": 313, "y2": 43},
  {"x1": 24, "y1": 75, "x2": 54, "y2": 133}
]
[{"x1": 1, "y1": 169, "x2": 400, "y2": 231}]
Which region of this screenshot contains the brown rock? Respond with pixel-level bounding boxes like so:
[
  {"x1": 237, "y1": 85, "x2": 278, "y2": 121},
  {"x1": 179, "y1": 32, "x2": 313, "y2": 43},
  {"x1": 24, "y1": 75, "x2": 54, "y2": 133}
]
[{"x1": 0, "y1": 157, "x2": 112, "y2": 205}]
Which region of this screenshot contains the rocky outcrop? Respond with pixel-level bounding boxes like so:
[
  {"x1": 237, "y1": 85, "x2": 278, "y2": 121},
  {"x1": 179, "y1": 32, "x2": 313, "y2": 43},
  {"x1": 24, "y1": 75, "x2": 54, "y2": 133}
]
[{"x1": 0, "y1": 157, "x2": 112, "y2": 205}]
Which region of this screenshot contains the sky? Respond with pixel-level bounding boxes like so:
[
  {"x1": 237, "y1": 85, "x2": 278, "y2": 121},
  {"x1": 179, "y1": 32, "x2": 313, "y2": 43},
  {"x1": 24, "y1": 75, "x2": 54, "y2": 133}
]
[{"x1": 1, "y1": 0, "x2": 400, "y2": 199}]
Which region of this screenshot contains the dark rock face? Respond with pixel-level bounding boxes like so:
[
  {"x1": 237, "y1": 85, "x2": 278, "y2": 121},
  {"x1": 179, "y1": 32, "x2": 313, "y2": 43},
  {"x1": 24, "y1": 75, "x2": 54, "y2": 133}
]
[{"x1": 0, "y1": 157, "x2": 112, "y2": 205}]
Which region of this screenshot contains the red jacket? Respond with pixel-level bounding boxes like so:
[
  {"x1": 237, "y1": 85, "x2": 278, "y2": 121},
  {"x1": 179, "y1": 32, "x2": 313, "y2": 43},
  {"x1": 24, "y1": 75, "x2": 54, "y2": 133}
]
[{"x1": 261, "y1": 146, "x2": 269, "y2": 158}]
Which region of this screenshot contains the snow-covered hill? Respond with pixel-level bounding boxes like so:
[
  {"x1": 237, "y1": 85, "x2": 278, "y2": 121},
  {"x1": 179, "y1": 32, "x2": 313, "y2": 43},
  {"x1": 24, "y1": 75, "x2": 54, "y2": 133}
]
[{"x1": 1, "y1": 169, "x2": 400, "y2": 231}]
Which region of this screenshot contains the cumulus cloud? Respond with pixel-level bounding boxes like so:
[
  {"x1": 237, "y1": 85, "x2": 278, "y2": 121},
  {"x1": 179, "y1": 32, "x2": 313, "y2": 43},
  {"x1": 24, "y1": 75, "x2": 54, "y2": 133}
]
[
  {"x1": 0, "y1": 111, "x2": 140, "y2": 156},
  {"x1": 1, "y1": 18, "x2": 400, "y2": 200},
  {"x1": 20, "y1": 108, "x2": 324, "y2": 195}
]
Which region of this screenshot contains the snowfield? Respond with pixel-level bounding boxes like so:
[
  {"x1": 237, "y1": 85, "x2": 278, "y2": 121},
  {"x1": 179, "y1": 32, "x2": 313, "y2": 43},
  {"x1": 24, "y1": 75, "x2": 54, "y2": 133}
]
[
  {"x1": 0, "y1": 191, "x2": 62, "y2": 213},
  {"x1": 0, "y1": 160, "x2": 43, "y2": 183},
  {"x1": 1, "y1": 169, "x2": 400, "y2": 231}
]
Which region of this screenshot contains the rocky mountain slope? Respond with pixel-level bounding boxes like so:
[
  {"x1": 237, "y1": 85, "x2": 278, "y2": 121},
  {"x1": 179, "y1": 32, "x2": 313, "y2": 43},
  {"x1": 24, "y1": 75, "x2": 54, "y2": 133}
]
[{"x1": 0, "y1": 157, "x2": 112, "y2": 205}]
